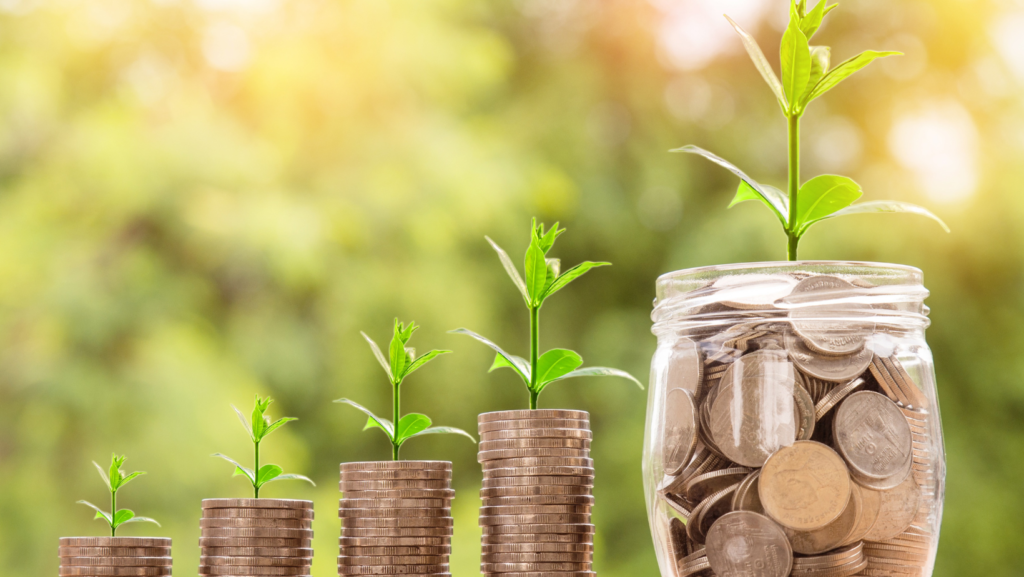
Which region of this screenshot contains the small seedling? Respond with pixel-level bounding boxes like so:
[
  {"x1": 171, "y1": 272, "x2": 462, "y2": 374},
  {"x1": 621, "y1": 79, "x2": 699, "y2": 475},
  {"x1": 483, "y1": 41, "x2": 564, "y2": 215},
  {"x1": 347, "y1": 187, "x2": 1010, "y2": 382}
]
[
  {"x1": 77, "y1": 454, "x2": 160, "y2": 537},
  {"x1": 674, "y1": 0, "x2": 948, "y2": 260},
  {"x1": 452, "y1": 219, "x2": 642, "y2": 409},
  {"x1": 213, "y1": 395, "x2": 315, "y2": 498},
  {"x1": 336, "y1": 319, "x2": 476, "y2": 460}
]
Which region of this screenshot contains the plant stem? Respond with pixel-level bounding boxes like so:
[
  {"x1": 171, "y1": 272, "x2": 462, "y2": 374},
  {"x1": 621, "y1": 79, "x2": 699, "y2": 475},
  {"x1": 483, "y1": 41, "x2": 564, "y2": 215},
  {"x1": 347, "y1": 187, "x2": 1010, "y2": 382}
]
[
  {"x1": 254, "y1": 440, "x2": 260, "y2": 498},
  {"x1": 110, "y1": 488, "x2": 116, "y2": 537},
  {"x1": 529, "y1": 305, "x2": 540, "y2": 410},
  {"x1": 787, "y1": 113, "x2": 801, "y2": 261},
  {"x1": 392, "y1": 380, "x2": 401, "y2": 461}
]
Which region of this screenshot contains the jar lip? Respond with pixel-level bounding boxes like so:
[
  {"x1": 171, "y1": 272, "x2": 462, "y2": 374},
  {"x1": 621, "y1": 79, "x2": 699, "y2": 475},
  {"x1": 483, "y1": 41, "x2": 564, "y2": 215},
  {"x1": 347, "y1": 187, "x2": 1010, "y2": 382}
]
[{"x1": 656, "y1": 260, "x2": 923, "y2": 286}]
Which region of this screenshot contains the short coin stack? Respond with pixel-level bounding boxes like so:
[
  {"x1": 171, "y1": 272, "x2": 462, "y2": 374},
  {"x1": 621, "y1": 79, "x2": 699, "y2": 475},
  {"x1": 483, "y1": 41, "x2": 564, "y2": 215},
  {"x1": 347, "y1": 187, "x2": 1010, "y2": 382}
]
[
  {"x1": 199, "y1": 498, "x2": 314, "y2": 576},
  {"x1": 338, "y1": 461, "x2": 454, "y2": 577},
  {"x1": 478, "y1": 409, "x2": 595, "y2": 577},
  {"x1": 59, "y1": 537, "x2": 171, "y2": 577}
]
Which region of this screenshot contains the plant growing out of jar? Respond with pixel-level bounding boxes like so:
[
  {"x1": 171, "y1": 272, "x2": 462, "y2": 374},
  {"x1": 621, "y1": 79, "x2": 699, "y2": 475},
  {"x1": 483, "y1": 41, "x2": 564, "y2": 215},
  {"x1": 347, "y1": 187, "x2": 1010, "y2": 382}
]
[
  {"x1": 213, "y1": 395, "x2": 315, "y2": 498},
  {"x1": 336, "y1": 319, "x2": 476, "y2": 459},
  {"x1": 675, "y1": 0, "x2": 948, "y2": 260},
  {"x1": 452, "y1": 219, "x2": 642, "y2": 409},
  {"x1": 77, "y1": 454, "x2": 160, "y2": 537}
]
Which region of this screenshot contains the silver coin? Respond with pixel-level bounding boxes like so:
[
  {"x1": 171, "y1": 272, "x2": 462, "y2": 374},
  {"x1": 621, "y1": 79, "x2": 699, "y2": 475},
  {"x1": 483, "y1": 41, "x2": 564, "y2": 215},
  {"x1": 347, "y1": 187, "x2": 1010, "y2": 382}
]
[
  {"x1": 663, "y1": 388, "x2": 698, "y2": 477},
  {"x1": 785, "y1": 332, "x2": 873, "y2": 382},
  {"x1": 704, "y1": 511, "x2": 792, "y2": 577},
  {"x1": 833, "y1": 391, "x2": 913, "y2": 481}
]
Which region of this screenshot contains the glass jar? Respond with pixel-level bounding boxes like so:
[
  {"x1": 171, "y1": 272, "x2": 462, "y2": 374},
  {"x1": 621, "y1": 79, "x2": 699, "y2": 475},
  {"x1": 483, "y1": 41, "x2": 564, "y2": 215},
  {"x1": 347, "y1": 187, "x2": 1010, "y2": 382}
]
[{"x1": 643, "y1": 262, "x2": 944, "y2": 577}]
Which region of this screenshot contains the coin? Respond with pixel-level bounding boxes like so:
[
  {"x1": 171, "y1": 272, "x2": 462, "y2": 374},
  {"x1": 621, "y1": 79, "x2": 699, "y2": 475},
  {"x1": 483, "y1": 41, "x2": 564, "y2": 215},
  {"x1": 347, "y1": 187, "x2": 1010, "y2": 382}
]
[
  {"x1": 704, "y1": 511, "x2": 792, "y2": 577},
  {"x1": 340, "y1": 461, "x2": 451, "y2": 471},
  {"x1": 784, "y1": 479, "x2": 861, "y2": 554},
  {"x1": 833, "y1": 391, "x2": 913, "y2": 480},
  {"x1": 201, "y1": 547, "x2": 313, "y2": 557},
  {"x1": 479, "y1": 410, "x2": 589, "y2": 422},
  {"x1": 337, "y1": 507, "x2": 449, "y2": 518},
  {"x1": 202, "y1": 499, "x2": 311, "y2": 510},
  {"x1": 342, "y1": 489, "x2": 455, "y2": 500},
  {"x1": 340, "y1": 479, "x2": 450, "y2": 490},
  {"x1": 786, "y1": 332, "x2": 873, "y2": 382},
  {"x1": 760, "y1": 441, "x2": 852, "y2": 531},
  {"x1": 198, "y1": 566, "x2": 307, "y2": 576},
  {"x1": 663, "y1": 387, "x2": 699, "y2": 477},
  {"x1": 684, "y1": 467, "x2": 750, "y2": 503},
  {"x1": 61, "y1": 558, "x2": 172, "y2": 566},
  {"x1": 59, "y1": 548, "x2": 170, "y2": 557},
  {"x1": 482, "y1": 552, "x2": 592, "y2": 563},
  {"x1": 483, "y1": 457, "x2": 594, "y2": 469},
  {"x1": 482, "y1": 475, "x2": 593, "y2": 487},
  {"x1": 713, "y1": 273, "x2": 797, "y2": 309},
  {"x1": 710, "y1": 376, "x2": 797, "y2": 467},
  {"x1": 814, "y1": 377, "x2": 867, "y2": 421},
  {"x1": 340, "y1": 498, "x2": 451, "y2": 509},
  {"x1": 336, "y1": 565, "x2": 447, "y2": 575},
  {"x1": 478, "y1": 449, "x2": 590, "y2": 461},
  {"x1": 862, "y1": 475, "x2": 922, "y2": 541},
  {"x1": 482, "y1": 523, "x2": 595, "y2": 535},
  {"x1": 340, "y1": 469, "x2": 452, "y2": 480},
  {"x1": 59, "y1": 568, "x2": 171, "y2": 576},
  {"x1": 338, "y1": 536, "x2": 451, "y2": 547},
  {"x1": 59, "y1": 538, "x2": 172, "y2": 548},
  {"x1": 480, "y1": 429, "x2": 593, "y2": 441},
  {"x1": 481, "y1": 505, "x2": 591, "y2": 516},
  {"x1": 692, "y1": 483, "x2": 740, "y2": 543},
  {"x1": 340, "y1": 527, "x2": 453, "y2": 537},
  {"x1": 730, "y1": 470, "x2": 764, "y2": 515},
  {"x1": 200, "y1": 518, "x2": 312, "y2": 529},
  {"x1": 199, "y1": 556, "x2": 311, "y2": 567},
  {"x1": 481, "y1": 495, "x2": 595, "y2": 506},
  {"x1": 341, "y1": 545, "x2": 450, "y2": 555},
  {"x1": 479, "y1": 513, "x2": 591, "y2": 525},
  {"x1": 201, "y1": 528, "x2": 312, "y2": 539},
  {"x1": 481, "y1": 562, "x2": 592, "y2": 572},
  {"x1": 484, "y1": 466, "x2": 595, "y2": 478},
  {"x1": 481, "y1": 532, "x2": 593, "y2": 544},
  {"x1": 479, "y1": 419, "x2": 591, "y2": 432},
  {"x1": 482, "y1": 543, "x2": 593, "y2": 553},
  {"x1": 337, "y1": 555, "x2": 447, "y2": 565},
  {"x1": 199, "y1": 537, "x2": 311, "y2": 548},
  {"x1": 203, "y1": 508, "x2": 314, "y2": 519},
  {"x1": 479, "y1": 439, "x2": 591, "y2": 450},
  {"x1": 475, "y1": 572, "x2": 594, "y2": 577},
  {"x1": 480, "y1": 485, "x2": 593, "y2": 498},
  {"x1": 342, "y1": 517, "x2": 453, "y2": 528}
]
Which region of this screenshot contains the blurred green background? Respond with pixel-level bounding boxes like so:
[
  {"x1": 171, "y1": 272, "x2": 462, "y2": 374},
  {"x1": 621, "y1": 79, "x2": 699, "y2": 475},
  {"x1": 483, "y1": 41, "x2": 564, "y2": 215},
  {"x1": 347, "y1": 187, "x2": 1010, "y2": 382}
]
[{"x1": 0, "y1": 0, "x2": 1020, "y2": 575}]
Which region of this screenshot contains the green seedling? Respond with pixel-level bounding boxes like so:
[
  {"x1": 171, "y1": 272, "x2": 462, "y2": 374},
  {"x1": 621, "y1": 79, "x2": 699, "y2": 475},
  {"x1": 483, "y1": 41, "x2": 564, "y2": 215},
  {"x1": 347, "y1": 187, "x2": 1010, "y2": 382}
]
[
  {"x1": 336, "y1": 319, "x2": 476, "y2": 460},
  {"x1": 213, "y1": 395, "x2": 315, "y2": 498},
  {"x1": 77, "y1": 454, "x2": 160, "y2": 537},
  {"x1": 674, "y1": 0, "x2": 948, "y2": 260},
  {"x1": 452, "y1": 219, "x2": 642, "y2": 409}
]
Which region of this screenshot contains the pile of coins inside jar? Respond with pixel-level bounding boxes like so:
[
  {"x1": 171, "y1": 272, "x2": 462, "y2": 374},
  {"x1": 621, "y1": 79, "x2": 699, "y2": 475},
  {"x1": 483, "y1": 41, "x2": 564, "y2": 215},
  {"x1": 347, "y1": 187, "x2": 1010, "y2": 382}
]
[
  {"x1": 199, "y1": 498, "x2": 314, "y2": 577},
  {"x1": 59, "y1": 537, "x2": 172, "y2": 577},
  {"x1": 478, "y1": 409, "x2": 596, "y2": 577},
  {"x1": 338, "y1": 461, "x2": 454, "y2": 577},
  {"x1": 656, "y1": 275, "x2": 938, "y2": 577}
]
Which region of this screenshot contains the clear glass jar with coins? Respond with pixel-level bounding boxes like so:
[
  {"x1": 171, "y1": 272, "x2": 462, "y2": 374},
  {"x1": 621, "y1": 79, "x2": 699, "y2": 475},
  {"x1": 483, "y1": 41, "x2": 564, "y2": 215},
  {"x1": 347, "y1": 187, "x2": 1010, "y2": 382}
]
[{"x1": 643, "y1": 262, "x2": 944, "y2": 577}]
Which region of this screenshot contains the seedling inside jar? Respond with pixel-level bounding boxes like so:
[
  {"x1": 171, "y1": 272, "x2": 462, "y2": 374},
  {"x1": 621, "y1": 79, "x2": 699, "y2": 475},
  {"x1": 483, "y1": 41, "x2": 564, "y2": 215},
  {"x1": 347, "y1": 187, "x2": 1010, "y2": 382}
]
[
  {"x1": 77, "y1": 454, "x2": 160, "y2": 537},
  {"x1": 213, "y1": 395, "x2": 315, "y2": 498},
  {"x1": 674, "y1": 0, "x2": 948, "y2": 260},
  {"x1": 336, "y1": 319, "x2": 476, "y2": 460},
  {"x1": 452, "y1": 219, "x2": 642, "y2": 409}
]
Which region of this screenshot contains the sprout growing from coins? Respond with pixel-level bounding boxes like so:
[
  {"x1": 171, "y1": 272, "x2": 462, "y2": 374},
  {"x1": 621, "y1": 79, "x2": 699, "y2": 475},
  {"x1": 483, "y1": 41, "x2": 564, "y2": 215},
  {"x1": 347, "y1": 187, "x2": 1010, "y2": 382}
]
[
  {"x1": 336, "y1": 319, "x2": 476, "y2": 460},
  {"x1": 77, "y1": 454, "x2": 160, "y2": 537},
  {"x1": 674, "y1": 0, "x2": 948, "y2": 260},
  {"x1": 452, "y1": 219, "x2": 642, "y2": 409},
  {"x1": 213, "y1": 395, "x2": 315, "y2": 498}
]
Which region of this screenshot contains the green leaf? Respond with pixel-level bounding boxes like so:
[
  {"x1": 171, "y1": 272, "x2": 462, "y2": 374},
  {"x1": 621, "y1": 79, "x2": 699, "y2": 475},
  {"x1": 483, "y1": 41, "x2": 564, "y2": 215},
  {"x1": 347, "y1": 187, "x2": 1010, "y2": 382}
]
[
  {"x1": 93, "y1": 461, "x2": 111, "y2": 492},
  {"x1": 532, "y1": 218, "x2": 563, "y2": 253},
  {"x1": 806, "y1": 50, "x2": 901, "y2": 104},
  {"x1": 406, "y1": 426, "x2": 477, "y2": 444},
  {"x1": 112, "y1": 509, "x2": 135, "y2": 528},
  {"x1": 794, "y1": 175, "x2": 862, "y2": 235},
  {"x1": 538, "y1": 366, "x2": 644, "y2": 393},
  {"x1": 251, "y1": 398, "x2": 267, "y2": 441},
  {"x1": 395, "y1": 413, "x2": 432, "y2": 444},
  {"x1": 108, "y1": 454, "x2": 124, "y2": 490},
  {"x1": 725, "y1": 15, "x2": 787, "y2": 110},
  {"x1": 674, "y1": 146, "x2": 788, "y2": 226},
  {"x1": 261, "y1": 417, "x2": 296, "y2": 441},
  {"x1": 806, "y1": 46, "x2": 831, "y2": 101},
  {"x1": 823, "y1": 201, "x2": 950, "y2": 232},
  {"x1": 361, "y1": 332, "x2": 395, "y2": 383},
  {"x1": 781, "y1": 21, "x2": 811, "y2": 111},
  {"x1": 535, "y1": 349, "x2": 584, "y2": 386},
  {"x1": 255, "y1": 464, "x2": 283, "y2": 487},
  {"x1": 489, "y1": 353, "x2": 531, "y2": 376},
  {"x1": 449, "y1": 328, "x2": 530, "y2": 383},
  {"x1": 233, "y1": 405, "x2": 254, "y2": 441},
  {"x1": 524, "y1": 242, "x2": 548, "y2": 305},
  {"x1": 334, "y1": 398, "x2": 396, "y2": 441},
  {"x1": 402, "y1": 350, "x2": 451, "y2": 381},
  {"x1": 260, "y1": 473, "x2": 316, "y2": 486},
  {"x1": 730, "y1": 181, "x2": 790, "y2": 228},
  {"x1": 121, "y1": 515, "x2": 161, "y2": 527},
  {"x1": 212, "y1": 453, "x2": 256, "y2": 485},
  {"x1": 485, "y1": 236, "x2": 530, "y2": 305},
  {"x1": 544, "y1": 258, "x2": 560, "y2": 293},
  {"x1": 799, "y1": 0, "x2": 830, "y2": 39},
  {"x1": 77, "y1": 501, "x2": 112, "y2": 525},
  {"x1": 116, "y1": 471, "x2": 145, "y2": 490},
  {"x1": 389, "y1": 320, "x2": 410, "y2": 380},
  {"x1": 542, "y1": 262, "x2": 610, "y2": 301}
]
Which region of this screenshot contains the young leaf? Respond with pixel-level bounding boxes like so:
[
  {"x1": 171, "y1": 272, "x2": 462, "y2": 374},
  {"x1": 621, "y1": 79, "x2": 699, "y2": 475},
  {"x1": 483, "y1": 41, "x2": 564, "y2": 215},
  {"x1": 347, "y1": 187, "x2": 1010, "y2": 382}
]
[
  {"x1": 674, "y1": 146, "x2": 788, "y2": 223},
  {"x1": 489, "y1": 353, "x2": 531, "y2": 378},
  {"x1": 395, "y1": 413, "x2": 433, "y2": 443},
  {"x1": 121, "y1": 515, "x2": 161, "y2": 527},
  {"x1": 805, "y1": 46, "x2": 831, "y2": 100},
  {"x1": 823, "y1": 201, "x2": 950, "y2": 232},
  {"x1": 402, "y1": 350, "x2": 452, "y2": 381},
  {"x1": 108, "y1": 455, "x2": 124, "y2": 490},
  {"x1": 535, "y1": 349, "x2": 584, "y2": 386},
  {"x1": 806, "y1": 50, "x2": 902, "y2": 104},
  {"x1": 92, "y1": 462, "x2": 112, "y2": 491},
  {"x1": 255, "y1": 464, "x2": 284, "y2": 487},
  {"x1": 251, "y1": 401, "x2": 266, "y2": 441},
  {"x1": 389, "y1": 321, "x2": 410, "y2": 380},
  {"x1": 542, "y1": 262, "x2": 610, "y2": 301},
  {"x1": 361, "y1": 332, "x2": 395, "y2": 383},
  {"x1": 544, "y1": 258, "x2": 560, "y2": 293},
  {"x1": 449, "y1": 329, "x2": 530, "y2": 382},
  {"x1": 406, "y1": 426, "x2": 478, "y2": 444},
  {"x1": 730, "y1": 181, "x2": 790, "y2": 228},
  {"x1": 532, "y1": 219, "x2": 564, "y2": 253},
  {"x1": 233, "y1": 405, "x2": 255, "y2": 440},
  {"x1": 261, "y1": 417, "x2": 297, "y2": 441},
  {"x1": 780, "y1": 22, "x2": 811, "y2": 110},
  {"x1": 725, "y1": 15, "x2": 788, "y2": 110},
  {"x1": 260, "y1": 473, "x2": 316, "y2": 486},
  {"x1": 794, "y1": 175, "x2": 863, "y2": 235},
  {"x1": 334, "y1": 398, "x2": 396, "y2": 440},
  {"x1": 538, "y1": 366, "x2": 644, "y2": 393},
  {"x1": 77, "y1": 500, "x2": 112, "y2": 525},
  {"x1": 112, "y1": 509, "x2": 135, "y2": 528},
  {"x1": 799, "y1": 0, "x2": 830, "y2": 39},
  {"x1": 485, "y1": 236, "x2": 530, "y2": 304},
  {"x1": 212, "y1": 453, "x2": 256, "y2": 485},
  {"x1": 116, "y1": 471, "x2": 146, "y2": 490},
  {"x1": 524, "y1": 242, "x2": 549, "y2": 305}
]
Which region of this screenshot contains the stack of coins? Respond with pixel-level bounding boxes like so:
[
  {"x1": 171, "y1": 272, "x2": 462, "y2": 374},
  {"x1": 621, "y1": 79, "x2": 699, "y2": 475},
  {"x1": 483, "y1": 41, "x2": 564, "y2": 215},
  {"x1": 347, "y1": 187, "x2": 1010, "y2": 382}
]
[
  {"x1": 59, "y1": 537, "x2": 171, "y2": 577},
  {"x1": 338, "y1": 461, "x2": 453, "y2": 577},
  {"x1": 478, "y1": 409, "x2": 595, "y2": 577},
  {"x1": 199, "y1": 498, "x2": 313, "y2": 577}
]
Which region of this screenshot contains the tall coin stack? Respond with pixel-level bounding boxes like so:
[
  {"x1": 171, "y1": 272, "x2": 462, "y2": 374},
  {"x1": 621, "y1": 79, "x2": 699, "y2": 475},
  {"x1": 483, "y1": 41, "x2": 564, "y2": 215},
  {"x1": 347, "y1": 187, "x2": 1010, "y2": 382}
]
[
  {"x1": 478, "y1": 409, "x2": 595, "y2": 577},
  {"x1": 338, "y1": 461, "x2": 454, "y2": 577},
  {"x1": 59, "y1": 537, "x2": 171, "y2": 577},
  {"x1": 199, "y1": 498, "x2": 314, "y2": 576}
]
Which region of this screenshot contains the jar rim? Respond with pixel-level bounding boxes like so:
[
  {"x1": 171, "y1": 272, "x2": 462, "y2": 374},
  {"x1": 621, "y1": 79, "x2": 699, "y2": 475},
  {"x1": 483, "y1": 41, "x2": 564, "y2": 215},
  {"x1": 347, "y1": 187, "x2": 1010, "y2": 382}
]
[{"x1": 656, "y1": 260, "x2": 922, "y2": 286}]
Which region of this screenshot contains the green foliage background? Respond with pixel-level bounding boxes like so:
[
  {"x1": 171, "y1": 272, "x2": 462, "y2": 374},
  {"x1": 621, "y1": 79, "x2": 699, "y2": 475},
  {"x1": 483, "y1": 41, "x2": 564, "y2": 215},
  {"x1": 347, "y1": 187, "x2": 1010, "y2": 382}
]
[{"x1": 0, "y1": 0, "x2": 1018, "y2": 575}]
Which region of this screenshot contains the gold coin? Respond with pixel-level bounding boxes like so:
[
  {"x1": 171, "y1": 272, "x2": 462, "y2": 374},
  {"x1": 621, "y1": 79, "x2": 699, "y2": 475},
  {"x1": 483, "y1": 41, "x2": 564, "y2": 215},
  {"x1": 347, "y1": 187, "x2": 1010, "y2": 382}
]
[
  {"x1": 480, "y1": 485, "x2": 593, "y2": 498},
  {"x1": 340, "y1": 546, "x2": 450, "y2": 556},
  {"x1": 341, "y1": 489, "x2": 455, "y2": 500},
  {"x1": 60, "y1": 558, "x2": 172, "y2": 567},
  {"x1": 481, "y1": 533, "x2": 593, "y2": 544},
  {"x1": 342, "y1": 516, "x2": 453, "y2": 528},
  {"x1": 481, "y1": 476, "x2": 594, "y2": 488},
  {"x1": 337, "y1": 507, "x2": 450, "y2": 518},
  {"x1": 480, "y1": 505, "x2": 591, "y2": 516},
  {"x1": 841, "y1": 483, "x2": 880, "y2": 546},
  {"x1": 200, "y1": 518, "x2": 312, "y2": 529},
  {"x1": 59, "y1": 548, "x2": 170, "y2": 558},
  {"x1": 759, "y1": 441, "x2": 852, "y2": 531},
  {"x1": 202, "y1": 499, "x2": 312, "y2": 510},
  {"x1": 784, "y1": 481, "x2": 862, "y2": 554},
  {"x1": 340, "y1": 498, "x2": 451, "y2": 509},
  {"x1": 478, "y1": 449, "x2": 590, "y2": 461},
  {"x1": 338, "y1": 536, "x2": 451, "y2": 548},
  {"x1": 200, "y1": 528, "x2": 313, "y2": 539},
  {"x1": 199, "y1": 556, "x2": 311, "y2": 567},
  {"x1": 337, "y1": 554, "x2": 447, "y2": 565},
  {"x1": 479, "y1": 410, "x2": 589, "y2": 423},
  {"x1": 484, "y1": 466, "x2": 595, "y2": 478},
  {"x1": 481, "y1": 562, "x2": 592, "y2": 572},
  {"x1": 198, "y1": 566, "x2": 307, "y2": 576},
  {"x1": 340, "y1": 461, "x2": 451, "y2": 471},
  {"x1": 482, "y1": 523, "x2": 595, "y2": 535},
  {"x1": 481, "y1": 495, "x2": 594, "y2": 507},
  {"x1": 482, "y1": 543, "x2": 593, "y2": 553},
  {"x1": 482, "y1": 457, "x2": 593, "y2": 469},
  {"x1": 336, "y1": 564, "x2": 448, "y2": 575},
  {"x1": 479, "y1": 438, "x2": 591, "y2": 450},
  {"x1": 203, "y1": 508, "x2": 314, "y2": 519},
  {"x1": 59, "y1": 538, "x2": 171, "y2": 548},
  {"x1": 341, "y1": 469, "x2": 452, "y2": 481},
  {"x1": 200, "y1": 547, "x2": 313, "y2": 557},
  {"x1": 59, "y1": 568, "x2": 170, "y2": 577},
  {"x1": 481, "y1": 552, "x2": 593, "y2": 563},
  {"x1": 861, "y1": 475, "x2": 922, "y2": 541},
  {"x1": 479, "y1": 513, "x2": 591, "y2": 526},
  {"x1": 199, "y1": 537, "x2": 311, "y2": 548},
  {"x1": 340, "y1": 479, "x2": 450, "y2": 490},
  {"x1": 340, "y1": 527, "x2": 453, "y2": 537}
]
